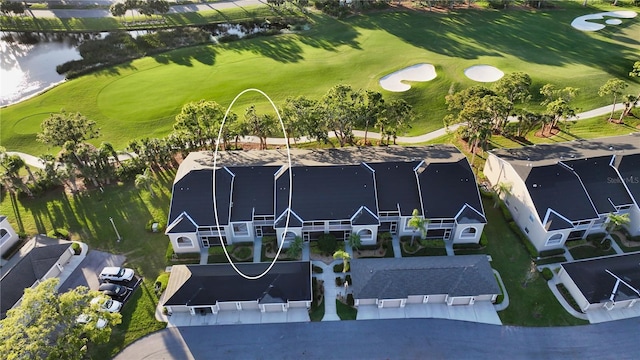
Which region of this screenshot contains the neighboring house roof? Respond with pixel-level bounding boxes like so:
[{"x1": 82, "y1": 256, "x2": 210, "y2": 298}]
[
  {"x1": 0, "y1": 236, "x2": 71, "y2": 319},
  {"x1": 351, "y1": 256, "x2": 500, "y2": 300},
  {"x1": 418, "y1": 159, "x2": 484, "y2": 220},
  {"x1": 617, "y1": 154, "x2": 640, "y2": 204},
  {"x1": 489, "y1": 133, "x2": 640, "y2": 174},
  {"x1": 167, "y1": 168, "x2": 233, "y2": 231},
  {"x1": 561, "y1": 156, "x2": 633, "y2": 214},
  {"x1": 162, "y1": 262, "x2": 311, "y2": 307},
  {"x1": 562, "y1": 253, "x2": 640, "y2": 305},
  {"x1": 368, "y1": 161, "x2": 422, "y2": 216},
  {"x1": 275, "y1": 165, "x2": 377, "y2": 223},
  {"x1": 227, "y1": 166, "x2": 280, "y2": 222},
  {"x1": 525, "y1": 165, "x2": 599, "y2": 222}
]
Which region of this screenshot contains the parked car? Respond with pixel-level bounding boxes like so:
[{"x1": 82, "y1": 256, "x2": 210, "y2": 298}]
[
  {"x1": 90, "y1": 296, "x2": 122, "y2": 313},
  {"x1": 76, "y1": 314, "x2": 107, "y2": 329},
  {"x1": 98, "y1": 267, "x2": 134, "y2": 282},
  {"x1": 98, "y1": 283, "x2": 129, "y2": 300}
]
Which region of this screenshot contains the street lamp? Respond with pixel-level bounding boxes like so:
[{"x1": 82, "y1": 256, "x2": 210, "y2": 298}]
[{"x1": 109, "y1": 217, "x2": 122, "y2": 243}]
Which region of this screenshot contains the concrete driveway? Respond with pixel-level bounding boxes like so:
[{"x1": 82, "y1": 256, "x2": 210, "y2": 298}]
[{"x1": 58, "y1": 250, "x2": 125, "y2": 293}]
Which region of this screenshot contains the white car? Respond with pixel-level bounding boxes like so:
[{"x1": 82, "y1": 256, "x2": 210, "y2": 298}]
[
  {"x1": 90, "y1": 296, "x2": 122, "y2": 313},
  {"x1": 98, "y1": 267, "x2": 135, "y2": 282},
  {"x1": 76, "y1": 314, "x2": 107, "y2": 329}
]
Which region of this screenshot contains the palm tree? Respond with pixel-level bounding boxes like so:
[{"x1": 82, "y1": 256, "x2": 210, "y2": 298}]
[
  {"x1": 407, "y1": 209, "x2": 428, "y2": 247},
  {"x1": 606, "y1": 213, "x2": 630, "y2": 234},
  {"x1": 135, "y1": 168, "x2": 155, "y2": 197},
  {"x1": 333, "y1": 250, "x2": 351, "y2": 273},
  {"x1": 286, "y1": 236, "x2": 304, "y2": 259},
  {"x1": 347, "y1": 233, "x2": 361, "y2": 253}
]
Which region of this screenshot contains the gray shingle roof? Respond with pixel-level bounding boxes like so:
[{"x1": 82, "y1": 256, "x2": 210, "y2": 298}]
[
  {"x1": 0, "y1": 236, "x2": 71, "y2": 319},
  {"x1": 351, "y1": 256, "x2": 499, "y2": 300},
  {"x1": 162, "y1": 261, "x2": 311, "y2": 306}
]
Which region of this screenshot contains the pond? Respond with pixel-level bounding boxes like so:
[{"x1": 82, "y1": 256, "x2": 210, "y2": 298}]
[{"x1": 0, "y1": 32, "x2": 83, "y2": 107}]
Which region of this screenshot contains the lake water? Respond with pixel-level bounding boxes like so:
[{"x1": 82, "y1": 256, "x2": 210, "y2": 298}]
[{"x1": 0, "y1": 33, "x2": 83, "y2": 107}]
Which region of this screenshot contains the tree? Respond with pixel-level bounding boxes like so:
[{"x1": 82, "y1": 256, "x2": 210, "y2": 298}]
[
  {"x1": 618, "y1": 93, "x2": 639, "y2": 122},
  {"x1": 319, "y1": 84, "x2": 359, "y2": 147},
  {"x1": 0, "y1": 278, "x2": 121, "y2": 360},
  {"x1": 540, "y1": 84, "x2": 578, "y2": 135},
  {"x1": 380, "y1": 99, "x2": 413, "y2": 145},
  {"x1": 606, "y1": 213, "x2": 630, "y2": 234},
  {"x1": 37, "y1": 111, "x2": 100, "y2": 149},
  {"x1": 493, "y1": 72, "x2": 532, "y2": 132},
  {"x1": 173, "y1": 100, "x2": 231, "y2": 150},
  {"x1": 333, "y1": 249, "x2": 351, "y2": 273},
  {"x1": 243, "y1": 105, "x2": 276, "y2": 150},
  {"x1": 347, "y1": 233, "x2": 361, "y2": 252},
  {"x1": 407, "y1": 208, "x2": 427, "y2": 247},
  {"x1": 354, "y1": 90, "x2": 384, "y2": 145},
  {"x1": 598, "y1": 79, "x2": 628, "y2": 122},
  {"x1": 110, "y1": 2, "x2": 127, "y2": 20},
  {"x1": 286, "y1": 236, "x2": 304, "y2": 259},
  {"x1": 135, "y1": 168, "x2": 155, "y2": 197},
  {"x1": 513, "y1": 109, "x2": 542, "y2": 138},
  {"x1": 124, "y1": 0, "x2": 139, "y2": 21},
  {"x1": 280, "y1": 96, "x2": 317, "y2": 146}
]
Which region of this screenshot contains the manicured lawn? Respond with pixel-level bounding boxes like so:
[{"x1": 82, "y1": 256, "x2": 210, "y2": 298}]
[
  {"x1": 569, "y1": 245, "x2": 617, "y2": 260},
  {"x1": 0, "y1": 170, "x2": 174, "y2": 357},
  {"x1": 336, "y1": 299, "x2": 357, "y2": 320},
  {"x1": 482, "y1": 198, "x2": 587, "y2": 326},
  {"x1": 2, "y1": 4, "x2": 639, "y2": 155}
]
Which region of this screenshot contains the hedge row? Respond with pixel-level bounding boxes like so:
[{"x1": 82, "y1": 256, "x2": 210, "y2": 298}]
[{"x1": 507, "y1": 221, "x2": 539, "y2": 258}]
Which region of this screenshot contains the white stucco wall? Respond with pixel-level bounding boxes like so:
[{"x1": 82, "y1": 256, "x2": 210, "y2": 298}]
[
  {"x1": 453, "y1": 223, "x2": 485, "y2": 244},
  {"x1": 228, "y1": 221, "x2": 255, "y2": 244},
  {"x1": 352, "y1": 225, "x2": 378, "y2": 246},
  {"x1": 168, "y1": 232, "x2": 200, "y2": 254},
  {"x1": 626, "y1": 205, "x2": 640, "y2": 236},
  {"x1": 276, "y1": 227, "x2": 302, "y2": 247},
  {"x1": 558, "y1": 267, "x2": 589, "y2": 312}
]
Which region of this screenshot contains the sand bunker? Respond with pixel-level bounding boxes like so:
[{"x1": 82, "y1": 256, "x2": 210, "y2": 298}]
[
  {"x1": 571, "y1": 11, "x2": 637, "y2": 31},
  {"x1": 379, "y1": 64, "x2": 437, "y2": 92},
  {"x1": 464, "y1": 65, "x2": 504, "y2": 83}
]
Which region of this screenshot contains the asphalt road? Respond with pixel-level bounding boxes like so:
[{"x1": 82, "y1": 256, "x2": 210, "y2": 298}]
[
  {"x1": 115, "y1": 317, "x2": 640, "y2": 359},
  {"x1": 58, "y1": 249, "x2": 125, "y2": 293}
]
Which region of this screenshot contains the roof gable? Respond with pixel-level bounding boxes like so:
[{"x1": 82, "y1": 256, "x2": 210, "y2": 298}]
[
  {"x1": 368, "y1": 161, "x2": 422, "y2": 216},
  {"x1": 351, "y1": 206, "x2": 380, "y2": 226},
  {"x1": 166, "y1": 212, "x2": 198, "y2": 234},
  {"x1": 455, "y1": 204, "x2": 487, "y2": 224}
]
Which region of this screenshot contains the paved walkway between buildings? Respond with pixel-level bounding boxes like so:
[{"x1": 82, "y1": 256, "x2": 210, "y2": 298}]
[
  {"x1": 492, "y1": 269, "x2": 509, "y2": 312},
  {"x1": 312, "y1": 259, "x2": 342, "y2": 321}
]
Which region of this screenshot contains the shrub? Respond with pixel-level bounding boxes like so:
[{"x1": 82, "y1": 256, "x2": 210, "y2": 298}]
[
  {"x1": 594, "y1": 238, "x2": 611, "y2": 251},
  {"x1": 586, "y1": 232, "x2": 606, "y2": 243},
  {"x1": 508, "y1": 221, "x2": 538, "y2": 258},
  {"x1": 345, "y1": 274, "x2": 352, "y2": 285},
  {"x1": 47, "y1": 228, "x2": 70, "y2": 240},
  {"x1": 312, "y1": 265, "x2": 324, "y2": 274},
  {"x1": 333, "y1": 263, "x2": 344, "y2": 273},
  {"x1": 541, "y1": 268, "x2": 554, "y2": 281},
  {"x1": 318, "y1": 234, "x2": 337, "y2": 255},
  {"x1": 335, "y1": 276, "x2": 343, "y2": 286},
  {"x1": 155, "y1": 273, "x2": 170, "y2": 293},
  {"x1": 378, "y1": 232, "x2": 392, "y2": 242},
  {"x1": 346, "y1": 293, "x2": 354, "y2": 307},
  {"x1": 619, "y1": 227, "x2": 640, "y2": 242},
  {"x1": 499, "y1": 203, "x2": 513, "y2": 222},
  {"x1": 165, "y1": 242, "x2": 175, "y2": 262},
  {"x1": 539, "y1": 248, "x2": 565, "y2": 258},
  {"x1": 479, "y1": 233, "x2": 488, "y2": 247},
  {"x1": 71, "y1": 242, "x2": 81, "y2": 255},
  {"x1": 420, "y1": 239, "x2": 445, "y2": 247}
]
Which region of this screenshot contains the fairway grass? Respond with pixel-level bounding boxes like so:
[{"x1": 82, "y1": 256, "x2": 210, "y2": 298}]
[{"x1": 2, "y1": 5, "x2": 639, "y2": 156}]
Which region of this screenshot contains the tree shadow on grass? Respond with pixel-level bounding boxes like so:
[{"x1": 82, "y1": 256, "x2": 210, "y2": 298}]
[
  {"x1": 349, "y1": 9, "x2": 639, "y2": 77},
  {"x1": 152, "y1": 45, "x2": 217, "y2": 67}
]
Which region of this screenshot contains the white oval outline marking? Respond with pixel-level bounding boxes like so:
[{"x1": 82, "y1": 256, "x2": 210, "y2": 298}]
[{"x1": 213, "y1": 88, "x2": 293, "y2": 280}]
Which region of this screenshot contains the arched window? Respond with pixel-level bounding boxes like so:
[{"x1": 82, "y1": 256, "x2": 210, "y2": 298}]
[
  {"x1": 357, "y1": 229, "x2": 373, "y2": 241},
  {"x1": 460, "y1": 227, "x2": 477, "y2": 238},
  {"x1": 546, "y1": 233, "x2": 563, "y2": 246},
  {"x1": 176, "y1": 236, "x2": 193, "y2": 248},
  {"x1": 284, "y1": 231, "x2": 297, "y2": 242}
]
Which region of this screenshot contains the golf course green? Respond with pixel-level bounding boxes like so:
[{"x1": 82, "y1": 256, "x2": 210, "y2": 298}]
[{"x1": 2, "y1": 4, "x2": 639, "y2": 155}]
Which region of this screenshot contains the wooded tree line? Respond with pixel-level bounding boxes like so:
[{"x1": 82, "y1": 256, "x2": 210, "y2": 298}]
[{"x1": 0, "y1": 84, "x2": 413, "y2": 197}]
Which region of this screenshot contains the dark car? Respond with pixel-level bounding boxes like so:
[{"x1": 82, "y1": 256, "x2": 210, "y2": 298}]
[{"x1": 98, "y1": 283, "x2": 130, "y2": 300}]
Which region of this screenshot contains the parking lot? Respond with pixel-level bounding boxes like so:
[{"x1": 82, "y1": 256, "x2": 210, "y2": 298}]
[{"x1": 59, "y1": 249, "x2": 143, "y2": 307}]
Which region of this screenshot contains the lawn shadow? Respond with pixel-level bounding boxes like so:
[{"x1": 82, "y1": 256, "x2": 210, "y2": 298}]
[{"x1": 152, "y1": 45, "x2": 217, "y2": 67}]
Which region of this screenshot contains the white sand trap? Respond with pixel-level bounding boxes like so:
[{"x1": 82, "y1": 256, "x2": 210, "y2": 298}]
[
  {"x1": 379, "y1": 63, "x2": 437, "y2": 92},
  {"x1": 571, "y1": 11, "x2": 637, "y2": 32},
  {"x1": 464, "y1": 65, "x2": 504, "y2": 83}
]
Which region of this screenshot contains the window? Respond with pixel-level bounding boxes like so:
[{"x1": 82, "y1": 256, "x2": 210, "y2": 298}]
[
  {"x1": 545, "y1": 233, "x2": 563, "y2": 246},
  {"x1": 283, "y1": 231, "x2": 297, "y2": 242},
  {"x1": 460, "y1": 227, "x2": 477, "y2": 238},
  {"x1": 528, "y1": 214, "x2": 534, "y2": 223},
  {"x1": 232, "y1": 223, "x2": 249, "y2": 236},
  {"x1": 524, "y1": 227, "x2": 529, "y2": 234},
  {"x1": 505, "y1": 198, "x2": 510, "y2": 206},
  {"x1": 176, "y1": 237, "x2": 193, "y2": 248},
  {"x1": 357, "y1": 228, "x2": 373, "y2": 241}
]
